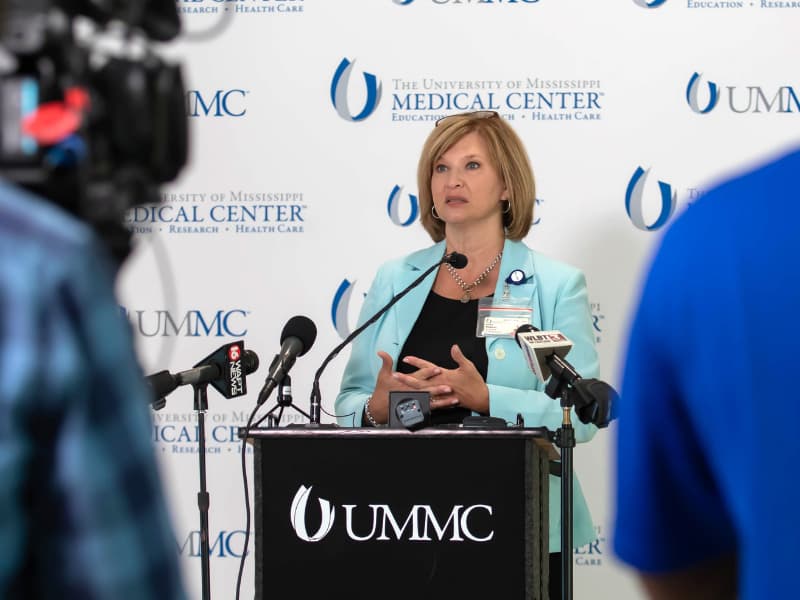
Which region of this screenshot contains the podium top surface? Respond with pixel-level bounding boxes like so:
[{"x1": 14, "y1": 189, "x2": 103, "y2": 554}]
[
  {"x1": 243, "y1": 425, "x2": 548, "y2": 438},
  {"x1": 241, "y1": 425, "x2": 559, "y2": 459}
]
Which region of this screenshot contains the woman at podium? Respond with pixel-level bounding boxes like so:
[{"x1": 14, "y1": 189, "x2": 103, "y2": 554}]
[{"x1": 335, "y1": 111, "x2": 599, "y2": 599}]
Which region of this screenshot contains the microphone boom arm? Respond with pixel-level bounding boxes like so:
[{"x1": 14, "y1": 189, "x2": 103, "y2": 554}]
[{"x1": 309, "y1": 252, "x2": 462, "y2": 424}]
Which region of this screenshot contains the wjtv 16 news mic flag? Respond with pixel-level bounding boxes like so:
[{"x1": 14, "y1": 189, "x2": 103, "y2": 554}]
[{"x1": 147, "y1": 341, "x2": 259, "y2": 408}]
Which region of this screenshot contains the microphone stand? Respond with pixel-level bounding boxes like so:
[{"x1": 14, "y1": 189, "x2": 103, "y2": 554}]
[
  {"x1": 254, "y1": 375, "x2": 311, "y2": 428},
  {"x1": 545, "y1": 361, "x2": 578, "y2": 600},
  {"x1": 309, "y1": 253, "x2": 458, "y2": 424},
  {"x1": 517, "y1": 328, "x2": 616, "y2": 600},
  {"x1": 193, "y1": 383, "x2": 212, "y2": 600}
]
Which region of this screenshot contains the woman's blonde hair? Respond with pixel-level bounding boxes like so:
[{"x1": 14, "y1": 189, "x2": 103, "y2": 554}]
[{"x1": 416, "y1": 112, "x2": 536, "y2": 242}]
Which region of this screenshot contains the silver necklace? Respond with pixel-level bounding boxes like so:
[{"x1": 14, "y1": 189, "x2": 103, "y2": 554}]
[{"x1": 445, "y1": 251, "x2": 503, "y2": 303}]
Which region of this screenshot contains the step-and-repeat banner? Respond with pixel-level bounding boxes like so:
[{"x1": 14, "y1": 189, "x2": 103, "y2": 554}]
[{"x1": 118, "y1": 1, "x2": 799, "y2": 597}]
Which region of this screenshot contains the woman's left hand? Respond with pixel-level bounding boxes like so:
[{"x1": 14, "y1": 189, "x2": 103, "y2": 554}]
[{"x1": 392, "y1": 344, "x2": 490, "y2": 414}]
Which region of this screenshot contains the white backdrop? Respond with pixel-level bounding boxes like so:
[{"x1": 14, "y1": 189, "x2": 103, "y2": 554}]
[{"x1": 117, "y1": 1, "x2": 800, "y2": 597}]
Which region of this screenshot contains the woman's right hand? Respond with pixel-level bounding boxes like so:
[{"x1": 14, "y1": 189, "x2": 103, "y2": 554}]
[{"x1": 368, "y1": 351, "x2": 451, "y2": 424}]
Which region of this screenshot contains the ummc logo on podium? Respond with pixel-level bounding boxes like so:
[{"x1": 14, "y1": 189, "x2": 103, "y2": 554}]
[
  {"x1": 289, "y1": 484, "x2": 495, "y2": 543},
  {"x1": 290, "y1": 485, "x2": 336, "y2": 543},
  {"x1": 633, "y1": 0, "x2": 667, "y2": 7},
  {"x1": 330, "y1": 58, "x2": 382, "y2": 122}
]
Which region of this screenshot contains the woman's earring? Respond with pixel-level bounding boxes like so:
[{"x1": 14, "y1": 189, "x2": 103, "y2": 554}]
[
  {"x1": 502, "y1": 199, "x2": 511, "y2": 214},
  {"x1": 432, "y1": 205, "x2": 442, "y2": 220}
]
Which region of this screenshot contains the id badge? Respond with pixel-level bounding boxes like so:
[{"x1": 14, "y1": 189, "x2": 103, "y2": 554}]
[{"x1": 476, "y1": 296, "x2": 533, "y2": 338}]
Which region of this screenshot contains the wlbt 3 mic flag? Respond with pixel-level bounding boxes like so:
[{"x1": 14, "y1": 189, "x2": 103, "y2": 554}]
[
  {"x1": 514, "y1": 325, "x2": 617, "y2": 428},
  {"x1": 515, "y1": 328, "x2": 574, "y2": 383}
]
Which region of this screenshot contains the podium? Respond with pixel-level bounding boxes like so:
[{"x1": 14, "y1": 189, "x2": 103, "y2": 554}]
[{"x1": 245, "y1": 427, "x2": 554, "y2": 599}]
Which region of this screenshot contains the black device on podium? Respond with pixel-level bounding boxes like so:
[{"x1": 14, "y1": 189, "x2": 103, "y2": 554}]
[{"x1": 243, "y1": 427, "x2": 554, "y2": 599}]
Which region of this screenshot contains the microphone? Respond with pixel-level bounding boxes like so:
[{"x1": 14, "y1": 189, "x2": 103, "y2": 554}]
[
  {"x1": 447, "y1": 252, "x2": 468, "y2": 269},
  {"x1": 570, "y1": 378, "x2": 617, "y2": 429},
  {"x1": 146, "y1": 341, "x2": 260, "y2": 408},
  {"x1": 309, "y1": 251, "x2": 468, "y2": 424},
  {"x1": 256, "y1": 316, "x2": 317, "y2": 406},
  {"x1": 514, "y1": 324, "x2": 578, "y2": 384},
  {"x1": 277, "y1": 374, "x2": 293, "y2": 407},
  {"x1": 514, "y1": 324, "x2": 617, "y2": 428},
  {"x1": 147, "y1": 370, "x2": 177, "y2": 407}
]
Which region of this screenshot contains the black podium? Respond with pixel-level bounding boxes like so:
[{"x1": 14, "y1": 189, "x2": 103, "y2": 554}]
[{"x1": 245, "y1": 427, "x2": 554, "y2": 600}]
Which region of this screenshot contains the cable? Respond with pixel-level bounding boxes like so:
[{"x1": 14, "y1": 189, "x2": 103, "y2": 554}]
[{"x1": 235, "y1": 402, "x2": 260, "y2": 600}]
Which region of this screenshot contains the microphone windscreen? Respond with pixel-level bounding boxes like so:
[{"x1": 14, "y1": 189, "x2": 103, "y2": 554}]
[
  {"x1": 514, "y1": 323, "x2": 537, "y2": 347},
  {"x1": 242, "y1": 349, "x2": 260, "y2": 374},
  {"x1": 445, "y1": 252, "x2": 468, "y2": 269},
  {"x1": 146, "y1": 370, "x2": 177, "y2": 399},
  {"x1": 281, "y1": 315, "x2": 317, "y2": 356},
  {"x1": 572, "y1": 378, "x2": 618, "y2": 428}
]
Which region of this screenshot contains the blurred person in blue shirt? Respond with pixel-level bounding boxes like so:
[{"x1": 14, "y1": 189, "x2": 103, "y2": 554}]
[
  {"x1": 614, "y1": 146, "x2": 800, "y2": 599},
  {"x1": 0, "y1": 181, "x2": 187, "y2": 599}
]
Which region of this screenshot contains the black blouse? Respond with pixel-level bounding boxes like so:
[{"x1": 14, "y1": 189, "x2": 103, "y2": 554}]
[{"x1": 397, "y1": 291, "x2": 489, "y2": 425}]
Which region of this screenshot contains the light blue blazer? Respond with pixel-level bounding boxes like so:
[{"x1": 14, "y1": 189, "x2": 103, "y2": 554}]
[{"x1": 335, "y1": 238, "x2": 599, "y2": 551}]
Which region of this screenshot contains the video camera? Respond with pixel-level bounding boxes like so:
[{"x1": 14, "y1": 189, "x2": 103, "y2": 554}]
[{"x1": 0, "y1": 0, "x2": 188, "y2": 261}]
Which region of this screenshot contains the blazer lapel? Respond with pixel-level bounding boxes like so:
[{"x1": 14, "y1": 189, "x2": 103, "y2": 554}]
[{"x1": 385, "y1": 240, "x2": 540, "y2": 356}]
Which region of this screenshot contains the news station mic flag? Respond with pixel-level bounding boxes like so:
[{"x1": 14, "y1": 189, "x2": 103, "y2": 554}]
[
  {"x1": 147, "y1": 341, "x2": 259, "y2": 407},
  {"x1": 515, "y1": 325, "x2": 616, "y2": 429},
  {"x1": 516, "y1": 328, "x2": 574, "y2": 383}
]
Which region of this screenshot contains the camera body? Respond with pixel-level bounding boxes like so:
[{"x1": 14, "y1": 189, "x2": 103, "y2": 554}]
[{"x1": 0, "y1": 0, "x2": 187, "y2": 260}]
